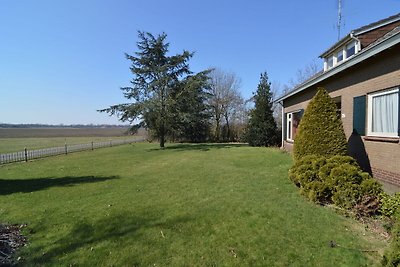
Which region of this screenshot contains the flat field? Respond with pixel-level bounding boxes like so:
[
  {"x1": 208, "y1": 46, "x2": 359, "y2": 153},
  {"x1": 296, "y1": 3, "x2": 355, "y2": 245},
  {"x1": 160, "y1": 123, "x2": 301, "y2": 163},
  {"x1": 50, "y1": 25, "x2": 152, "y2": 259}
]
[
  {"x1": 0, "y1": 143, "x2": 387, "y2": 266},
  {"x1": 0, "y1": 127, "x2": 141, "y2": 153}
]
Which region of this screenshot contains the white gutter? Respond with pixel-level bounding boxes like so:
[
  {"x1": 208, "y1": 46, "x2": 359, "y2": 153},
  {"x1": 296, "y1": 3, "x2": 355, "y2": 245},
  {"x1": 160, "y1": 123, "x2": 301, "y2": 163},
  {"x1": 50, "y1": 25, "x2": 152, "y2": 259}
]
[
  {"x1": 280, "y1": 101, "x2": 284, "y2": 149},
  {"x1": 350, "y1": 32, "x2": 361, "y2": 53},
  {"x1": 276, "y1": 31, "x2": 400, "y2": 102}
]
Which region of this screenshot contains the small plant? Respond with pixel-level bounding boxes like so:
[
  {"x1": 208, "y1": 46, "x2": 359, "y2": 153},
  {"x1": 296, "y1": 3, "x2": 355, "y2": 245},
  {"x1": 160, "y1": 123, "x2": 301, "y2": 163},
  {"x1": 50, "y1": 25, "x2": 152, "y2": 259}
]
[{"x1": 380, "y1": 193, "x2": 400, "y2": 219}]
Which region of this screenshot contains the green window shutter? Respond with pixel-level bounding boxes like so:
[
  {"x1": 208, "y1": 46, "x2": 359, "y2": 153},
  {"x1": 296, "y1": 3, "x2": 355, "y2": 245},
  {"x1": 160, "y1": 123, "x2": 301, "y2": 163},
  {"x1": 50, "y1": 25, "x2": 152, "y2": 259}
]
[{"x1": 353, "y1": 95, "x2": 366, "y2": 135}]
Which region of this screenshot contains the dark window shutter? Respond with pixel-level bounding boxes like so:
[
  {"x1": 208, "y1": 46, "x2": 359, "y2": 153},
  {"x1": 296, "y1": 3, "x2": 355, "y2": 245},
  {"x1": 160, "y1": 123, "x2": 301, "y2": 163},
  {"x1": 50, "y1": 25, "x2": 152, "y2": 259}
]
[{"x1": 353, "y1": 95, "x2": 366, "y2": 135}]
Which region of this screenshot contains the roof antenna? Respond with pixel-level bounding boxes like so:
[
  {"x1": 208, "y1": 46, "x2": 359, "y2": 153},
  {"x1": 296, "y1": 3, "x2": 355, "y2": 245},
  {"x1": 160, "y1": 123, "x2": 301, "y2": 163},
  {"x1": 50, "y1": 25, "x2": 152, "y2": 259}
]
[{"x1": 337, "y1": 0, "x2": 343, "y2": 40}]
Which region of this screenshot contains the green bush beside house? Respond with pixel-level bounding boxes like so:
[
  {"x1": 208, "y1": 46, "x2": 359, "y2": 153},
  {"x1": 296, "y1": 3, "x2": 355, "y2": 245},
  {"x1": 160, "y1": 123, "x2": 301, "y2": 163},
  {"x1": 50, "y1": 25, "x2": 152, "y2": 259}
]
[
  {"x1": 289, "y1": 87, "x2": 400, "y2": 266},
  {"x1": 293, "y1": 87, "x2": 347, "y2": 161}
]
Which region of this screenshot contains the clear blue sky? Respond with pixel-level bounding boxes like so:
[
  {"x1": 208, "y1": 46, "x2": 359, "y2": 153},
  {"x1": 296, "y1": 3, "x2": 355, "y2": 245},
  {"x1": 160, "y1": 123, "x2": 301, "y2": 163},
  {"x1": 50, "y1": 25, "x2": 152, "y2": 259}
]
[{"x1": 1, "y1": 0, "x2": 399, "y2": 125}]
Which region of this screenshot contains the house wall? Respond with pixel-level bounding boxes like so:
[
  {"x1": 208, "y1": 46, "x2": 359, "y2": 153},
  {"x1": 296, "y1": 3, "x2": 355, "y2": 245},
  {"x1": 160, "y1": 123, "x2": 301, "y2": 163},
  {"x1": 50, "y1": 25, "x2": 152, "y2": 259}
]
[{"x1": 282, "y1": 44, "x2": 400, "y2": 185}]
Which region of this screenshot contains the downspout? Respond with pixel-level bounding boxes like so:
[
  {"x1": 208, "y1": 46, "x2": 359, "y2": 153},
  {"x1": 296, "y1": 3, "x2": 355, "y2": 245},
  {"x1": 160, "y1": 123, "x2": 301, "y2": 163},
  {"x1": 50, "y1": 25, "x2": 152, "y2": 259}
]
[
  {"x1": 279, "y1": 100, "x2": 285, "y2": 149},
  {"x1": 350, "y1": 32, "x2": 361, "y2": 53}
]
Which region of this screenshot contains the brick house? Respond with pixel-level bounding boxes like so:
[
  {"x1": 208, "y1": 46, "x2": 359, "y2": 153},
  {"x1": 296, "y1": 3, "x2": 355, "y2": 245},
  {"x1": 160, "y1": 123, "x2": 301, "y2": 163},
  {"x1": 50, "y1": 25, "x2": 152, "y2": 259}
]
[{"x1": 276, "y1": 13, "x2": 400, "y2": 186}]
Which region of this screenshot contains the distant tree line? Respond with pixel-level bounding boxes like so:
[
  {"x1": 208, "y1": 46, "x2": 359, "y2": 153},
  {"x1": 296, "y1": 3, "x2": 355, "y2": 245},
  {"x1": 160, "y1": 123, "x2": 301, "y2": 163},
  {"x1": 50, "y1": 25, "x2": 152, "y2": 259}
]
[{"x1": 100, "y1": 31, "x2": 279, "y2": 147}]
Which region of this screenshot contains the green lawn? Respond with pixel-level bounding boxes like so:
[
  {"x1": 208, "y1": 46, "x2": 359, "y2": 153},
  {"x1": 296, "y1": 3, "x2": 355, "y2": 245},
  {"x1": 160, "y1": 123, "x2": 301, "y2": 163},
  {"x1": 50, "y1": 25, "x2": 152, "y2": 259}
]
[{"x1": 0, "y1": 143, "x2": 387, "y2": 266}]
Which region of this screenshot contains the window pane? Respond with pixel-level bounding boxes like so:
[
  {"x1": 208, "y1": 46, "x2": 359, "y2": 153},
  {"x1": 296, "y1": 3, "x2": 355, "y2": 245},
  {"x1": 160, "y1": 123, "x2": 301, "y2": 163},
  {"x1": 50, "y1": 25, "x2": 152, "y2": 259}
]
[
  {"x1": 337, "y1": 50, "x2": 343, "y2": 62},
  {"x1": 372, "y1": 92, "x2": 399, "y2": 133},
  {"x1": 292, "y1": 112, "x2": 302, "y2": 139},
  {"x1": 347, "y1": 42, "x2": 355, "y2": 57},
  {"x1": 287, "y1": 111, "x2": 304, "y2": 140},
  {"x1": 328, "y1": 56, "x2": 334, "y2": 68}
]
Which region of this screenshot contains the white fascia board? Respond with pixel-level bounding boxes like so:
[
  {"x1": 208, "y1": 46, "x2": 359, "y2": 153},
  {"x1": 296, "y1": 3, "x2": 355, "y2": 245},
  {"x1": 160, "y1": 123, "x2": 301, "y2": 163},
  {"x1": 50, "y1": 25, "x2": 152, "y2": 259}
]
[{"x1": 276, "y1": 32, "x2": 400, "y2": 103}]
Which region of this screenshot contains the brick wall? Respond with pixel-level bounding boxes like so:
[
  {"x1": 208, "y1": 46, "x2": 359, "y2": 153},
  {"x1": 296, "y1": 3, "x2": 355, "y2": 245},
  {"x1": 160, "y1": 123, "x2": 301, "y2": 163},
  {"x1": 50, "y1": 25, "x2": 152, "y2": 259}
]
[{"x1": 372, "y1": 168, "x2": 400, "y2": 186}]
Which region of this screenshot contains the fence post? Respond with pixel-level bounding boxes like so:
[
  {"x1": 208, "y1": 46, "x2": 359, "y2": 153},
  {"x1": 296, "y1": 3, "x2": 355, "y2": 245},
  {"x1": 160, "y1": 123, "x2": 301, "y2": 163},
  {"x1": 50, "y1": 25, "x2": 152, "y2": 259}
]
[
  {"x1": 65, "y1": 142, "x2": 68, "y2": 155},
  {"x1": 24, "y1": 147, "x2": 28, "y2": 162},
  {"x1": 110, "y1": 139, "x2": 112, "y2": 147},
  {"x1": 91, "y1": 141, "x2": 94, "y2": 151}
]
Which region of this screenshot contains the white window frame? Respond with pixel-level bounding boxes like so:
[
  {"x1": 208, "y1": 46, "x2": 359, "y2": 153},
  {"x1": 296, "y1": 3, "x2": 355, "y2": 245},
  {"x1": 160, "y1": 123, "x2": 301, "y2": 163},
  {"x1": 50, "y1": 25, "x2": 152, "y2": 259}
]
[
  {"x1": 327, "y1": 56, "x2": 334, "y2": 69},
  {"x1": 367, "y1": 87, "x2": 399, "y2": 137},
  {"x1": 286, "y1": 110, "x2": 302, "y2": 142},
  {"x1": 346, "y1": 41, "x2": 357, "y2": 58},
  {"x1": 323, "y1": 40, "x2": 360, "y2": 71},
  {"x1": 336, "y1": 49, "x2": 344, "y2": 64}
]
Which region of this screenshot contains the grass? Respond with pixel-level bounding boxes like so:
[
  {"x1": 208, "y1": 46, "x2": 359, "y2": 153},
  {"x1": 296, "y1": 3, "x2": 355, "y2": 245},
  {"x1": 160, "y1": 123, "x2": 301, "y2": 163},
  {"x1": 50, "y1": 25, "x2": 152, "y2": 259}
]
[{"x1": 0, "y1": 143, "x2": 387, "y2": 266}]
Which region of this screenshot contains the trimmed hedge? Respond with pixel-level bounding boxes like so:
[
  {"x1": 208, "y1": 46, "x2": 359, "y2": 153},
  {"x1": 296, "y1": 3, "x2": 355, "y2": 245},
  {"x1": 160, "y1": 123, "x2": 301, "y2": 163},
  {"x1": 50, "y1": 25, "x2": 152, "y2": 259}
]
[{"x1": 293, "y1": 87, "x2": 348, "y2": 161}]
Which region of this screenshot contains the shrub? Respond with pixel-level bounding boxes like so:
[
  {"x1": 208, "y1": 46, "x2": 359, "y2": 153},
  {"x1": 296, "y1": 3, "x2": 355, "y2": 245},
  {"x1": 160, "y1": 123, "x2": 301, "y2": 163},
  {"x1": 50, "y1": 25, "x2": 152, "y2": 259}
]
[
  {"x1": 289, "y1": 155, "x2": 383, "y2": 209},
  {"x1": 288, "y1": 155, "x2": 324, "y2": 187},
  {"x1": 382, "y1": 223, "x2": 400, "y2": 267},
  {"x1": 302, "y1": 181, "x2": 331, "y2": 203},
  {"x1": 293, "y1": 87, "x2": 347, "y2": 161},
  {"x1": 332, "y1": 183, "x2": 361, "y2": 209},
  {"x1": 380, "y1": 193, "x2": 400, "y2": 219},
  {"x1": 359, "y1": 178, "x2": 383, "y2": 197}
]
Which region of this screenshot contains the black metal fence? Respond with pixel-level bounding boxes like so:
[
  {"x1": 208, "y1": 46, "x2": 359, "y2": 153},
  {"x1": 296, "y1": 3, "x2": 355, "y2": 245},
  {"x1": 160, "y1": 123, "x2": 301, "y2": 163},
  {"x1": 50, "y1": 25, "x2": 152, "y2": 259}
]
[{"x1": 0, "y1": 138, "x2": 144, "y2": 165}]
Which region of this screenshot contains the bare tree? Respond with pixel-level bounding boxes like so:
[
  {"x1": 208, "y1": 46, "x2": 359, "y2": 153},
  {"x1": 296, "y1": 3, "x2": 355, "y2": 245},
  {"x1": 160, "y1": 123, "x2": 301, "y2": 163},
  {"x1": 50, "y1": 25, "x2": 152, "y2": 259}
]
[
  {"x1": 287, "y1": 60, "x2": 321, "y2": 88},
  {"x1": 272, "y1": 60, "x2": 322, "y2": 140},
  {"x1": 208, "y1": 68, "x2": 242, "y2": 141}
]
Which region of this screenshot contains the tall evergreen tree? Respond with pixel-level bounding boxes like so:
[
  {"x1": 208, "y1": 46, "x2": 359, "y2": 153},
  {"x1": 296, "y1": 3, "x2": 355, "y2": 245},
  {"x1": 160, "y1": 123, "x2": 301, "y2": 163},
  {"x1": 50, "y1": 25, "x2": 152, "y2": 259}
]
[
  {"x1": 245, "y1": 72, "x2": 278, "y2": 146},
  {"x1": 168, "y1": 70, "x2": 212, "y2": 142},
  {"x1": 99, "y1": 31, "x2": 193, "y2": 148}
]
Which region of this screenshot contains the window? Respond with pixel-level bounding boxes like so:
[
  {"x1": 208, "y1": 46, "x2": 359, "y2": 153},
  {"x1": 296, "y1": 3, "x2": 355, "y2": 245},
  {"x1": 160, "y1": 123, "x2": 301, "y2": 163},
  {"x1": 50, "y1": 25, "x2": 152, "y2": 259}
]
[
  {"x1": 367, "y1": 88, "x2": 399, "y2": 137},
  {"x1": 327, "y1": 56, "x2": 334, "y2": 69},
  {"x1": 337, "y1": 50, "x2": 343, "y2": 63},
  {"x1": 346, "y1": 41, "x2": 356, "y2": 58},
  {"x1": 286, "y1": 110, "x2": 303, "y2": 141},
  {"x1": 323, "y1": 41, "x2": 360, "y2": 72}
]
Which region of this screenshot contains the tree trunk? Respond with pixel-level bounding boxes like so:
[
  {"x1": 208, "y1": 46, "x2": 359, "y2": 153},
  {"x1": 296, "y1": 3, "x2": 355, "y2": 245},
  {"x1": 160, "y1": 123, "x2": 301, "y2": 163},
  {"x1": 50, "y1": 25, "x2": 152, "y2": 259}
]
[
  {"x1": 160, "y1": 117, "x2": 165, "y2": 148},
  {"x1": 224, "y1": 111, "x2": 230, "y2": 142},
  {"x1": 215, "y1": 118, "x2": 220, "y2": 142},
  {"x1": 160, "y1": 134, "x2": 165, "y2": 148}
]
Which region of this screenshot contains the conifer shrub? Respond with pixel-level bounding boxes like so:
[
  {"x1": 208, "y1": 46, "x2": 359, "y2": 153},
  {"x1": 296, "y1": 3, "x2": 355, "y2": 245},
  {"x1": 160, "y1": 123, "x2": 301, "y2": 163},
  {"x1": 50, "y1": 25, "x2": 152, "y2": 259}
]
[
  {"x1": 288, "y1": 155, "x2": 383, "y2": 208},
  {"x1": 293, "y1": 87, "x2": 348, "y2": 161},
  {"x1": 288, "y1": 155, "x2": 323, "y2": 187}
]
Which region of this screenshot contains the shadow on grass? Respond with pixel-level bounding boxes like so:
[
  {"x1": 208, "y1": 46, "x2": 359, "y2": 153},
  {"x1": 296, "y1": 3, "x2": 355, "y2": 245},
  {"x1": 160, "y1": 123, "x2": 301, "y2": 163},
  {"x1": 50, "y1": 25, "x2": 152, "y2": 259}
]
[
  {"x1": 29, "y1": 213, "x2": 191, "y2": 265},
  {"x1": 0, "y1": 176, "x2": 118, "y2": 195},
  {"x1": 149, "y1": 143, "x2": 248, "y2": 152}
]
